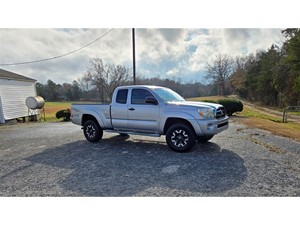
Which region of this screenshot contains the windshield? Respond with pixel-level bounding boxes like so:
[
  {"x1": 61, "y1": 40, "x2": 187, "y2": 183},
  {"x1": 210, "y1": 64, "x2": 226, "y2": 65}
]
[{"x1": 152, "y1": 88, "x2": 185, "y2": 103}]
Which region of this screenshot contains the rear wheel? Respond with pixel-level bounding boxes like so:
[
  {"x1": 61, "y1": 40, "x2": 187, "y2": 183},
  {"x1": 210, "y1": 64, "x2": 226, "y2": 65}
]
[
  {"x1": 83, "y1": 120, "x2": 103, "y2": 142},
  {"x1": 166, "y1": 123, "x2": 196, "y2": 152},
  {"x1": 196, "y1": 135, "x2": 214, "y2": 143}
]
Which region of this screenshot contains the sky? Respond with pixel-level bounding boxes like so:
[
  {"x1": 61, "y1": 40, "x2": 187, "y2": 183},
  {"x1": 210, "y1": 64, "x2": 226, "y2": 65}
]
[
  {"x1": 0, "y1": 28, "x2": 285, "y2": 85},
  {"x1": 1, "y1": 1, "x2": 300, "y2": 223}
]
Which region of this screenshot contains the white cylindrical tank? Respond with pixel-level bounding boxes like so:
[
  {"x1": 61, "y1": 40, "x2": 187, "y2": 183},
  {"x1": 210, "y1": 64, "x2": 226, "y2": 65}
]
[{"x1": 26, "y1": 96, "x2": 45, "y2": 109}]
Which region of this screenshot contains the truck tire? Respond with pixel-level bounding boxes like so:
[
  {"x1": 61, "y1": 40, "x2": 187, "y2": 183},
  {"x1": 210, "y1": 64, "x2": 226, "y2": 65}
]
[
  {"x1": 83, "y1": 120, "x2": 103, "y2": 142},
  {"x1": 166, "y1": 123, "x2": 196, "y2": 152},
  {"x1": 196, "y1": 135, "x2": 214, "y2": 143}
]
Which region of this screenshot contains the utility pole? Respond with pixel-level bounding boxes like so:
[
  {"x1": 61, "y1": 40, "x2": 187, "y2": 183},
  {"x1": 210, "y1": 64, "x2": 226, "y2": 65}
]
[{"x1": 132, "y1": 28, "x2": 136, "y2": 85}]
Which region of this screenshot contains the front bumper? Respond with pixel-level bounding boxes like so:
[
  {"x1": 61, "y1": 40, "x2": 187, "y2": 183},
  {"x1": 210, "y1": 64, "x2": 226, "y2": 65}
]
[{"x1": 194, "y1": 116, "x2": 229, "y2": 136}]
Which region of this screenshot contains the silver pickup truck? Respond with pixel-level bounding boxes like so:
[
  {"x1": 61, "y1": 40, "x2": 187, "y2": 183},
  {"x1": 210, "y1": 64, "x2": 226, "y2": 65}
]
[{"x1": 71, "y1": 85, "x2": 229, "y2": 152}]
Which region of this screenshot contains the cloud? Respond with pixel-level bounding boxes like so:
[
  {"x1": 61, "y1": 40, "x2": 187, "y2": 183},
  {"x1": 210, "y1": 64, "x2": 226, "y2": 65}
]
[
  {"x1": 166, "y1": 68, "x2": 179, "y2": 76},
  {"x1": 135, "y1": 29, "x2": 187, "y2": 62},
  {"x1": 185, "y1": 28, "x2": 284, "y2": 75},
  {"x1": 209, "y1": 28, "x2": 284, "y2": 56},
  {"x1": 158, "y1": 29, "x2": 186, "y2": 43},
  {"x1": 0, "y1": 28, "x2": 285, "y2": 84},
  {"x1": 0, "y1": 29, "x2": 132, "y2": 83}
]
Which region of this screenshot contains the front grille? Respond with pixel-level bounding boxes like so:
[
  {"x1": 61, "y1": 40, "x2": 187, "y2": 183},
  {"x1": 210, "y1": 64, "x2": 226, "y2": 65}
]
[{"x1": 216, "y1": 107, "x2": 226, "y2": 118}]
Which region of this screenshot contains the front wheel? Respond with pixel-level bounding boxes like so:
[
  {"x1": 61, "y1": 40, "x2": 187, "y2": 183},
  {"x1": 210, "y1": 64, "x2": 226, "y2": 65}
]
[
  {"x1": 83, "y1": 120, "x2": 103, "y2": 142},
  {"x1": 166, "y1": 123, "x2": 196, "y2": 152}
]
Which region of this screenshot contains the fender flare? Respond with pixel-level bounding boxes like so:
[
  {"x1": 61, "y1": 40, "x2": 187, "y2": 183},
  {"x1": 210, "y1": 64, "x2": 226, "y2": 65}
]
[
  {"x1": 81, "y1": 109, "x2": 105, "y2": 128},
  {"x1": 159, "y1": 111, "x2": 201, "y2": 135}
]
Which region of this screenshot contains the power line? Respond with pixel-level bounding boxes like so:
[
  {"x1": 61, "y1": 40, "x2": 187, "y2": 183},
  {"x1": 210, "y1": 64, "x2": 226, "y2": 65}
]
[{"x1": 0, "y1": 28, "x2": 114, "y2": 66}]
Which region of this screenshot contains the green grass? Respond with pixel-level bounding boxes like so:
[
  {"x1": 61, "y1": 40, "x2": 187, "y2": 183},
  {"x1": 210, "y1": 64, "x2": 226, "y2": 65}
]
[
  {"x1": 188, "y1": 96, "x2": 283, "y2": 123},
  {"x1": 188, "y1": 96, "x2": 225, "y2": 102},
  {"x1": 289, "y1": 111, "x2": 300, "y2": 116},
  {"x1": 189, "y1": 96, "x2": 300, "y2": 141},
  {"x1": 45, "y1": 102, "x2": 72, "y2": 107},
  {"x1": 43, "y1": 102, "x2": 72, "y2": 122},
  {"x1": 41, "y1": 99, "x2": 300, "y2": 141},
  {"x1": 43, "y1": 101, "x2": 97, "y2": 122},
  {"x1": 239, "y1": 105, "x2": 282, "y2": 123}
]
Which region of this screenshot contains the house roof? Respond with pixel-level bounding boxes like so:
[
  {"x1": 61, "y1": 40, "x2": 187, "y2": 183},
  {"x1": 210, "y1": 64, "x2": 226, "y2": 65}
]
[{"x1": 0, "y1": 68, "x2": 36, "y2": 82}]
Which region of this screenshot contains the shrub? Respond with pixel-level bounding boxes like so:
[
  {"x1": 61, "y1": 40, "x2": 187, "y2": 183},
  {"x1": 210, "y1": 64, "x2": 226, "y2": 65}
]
[
  {"x1": 56, "y1": 108, "x2": 71, "y2": 121},
  {"x1": 217, "y1": 98, "x2": 243, "y2": 116}
]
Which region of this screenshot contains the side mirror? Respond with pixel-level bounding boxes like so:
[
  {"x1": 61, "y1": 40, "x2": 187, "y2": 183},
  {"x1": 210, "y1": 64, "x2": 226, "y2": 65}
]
[{"x1": 145, "y1": 97, "x2": 158, "y2": 105}]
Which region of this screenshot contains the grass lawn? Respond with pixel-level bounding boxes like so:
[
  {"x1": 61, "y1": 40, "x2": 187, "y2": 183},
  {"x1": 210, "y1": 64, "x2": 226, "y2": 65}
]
[
  {"x1": 43, "y1": 102, "x2": 72, "y2": 122},
  {"x1": 44, "y1": 99, "x2": 300, "y2": 142},
  {"x1": 188, "y1": 96, "x2": 225, "y2": 102},
  {"x1": 188, "y1": 96, "x2": 300, "y2": 142},
  {"x1": 43, "y1": 101, "x2": 97, "y2": 122}
]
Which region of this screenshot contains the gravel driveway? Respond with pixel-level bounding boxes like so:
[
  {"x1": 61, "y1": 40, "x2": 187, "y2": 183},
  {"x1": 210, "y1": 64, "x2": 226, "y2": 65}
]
[{"x1": 0, "y1": 120, "x2": 299, "y2": 196}]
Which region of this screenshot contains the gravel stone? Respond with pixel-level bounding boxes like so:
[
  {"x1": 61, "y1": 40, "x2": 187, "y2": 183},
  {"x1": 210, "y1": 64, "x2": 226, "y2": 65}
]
[{"x1": 0, "y1": 120, "x2": 299, "y2": 196}]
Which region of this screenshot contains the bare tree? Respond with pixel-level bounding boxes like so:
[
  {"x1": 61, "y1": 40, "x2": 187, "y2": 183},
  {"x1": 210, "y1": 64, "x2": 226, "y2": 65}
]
[
  {"x1": 83, "y1": 58, "x2": 131, "y2": 102},
  {"x1": 205, "y1": 54, "x2": 234, "y2": 95},
  {"x1": 230, "y1": 56, "x2": 247, "y2": 96},
  {"x1": 106, "y1": 64, "x2": 132, "y2": 99}
]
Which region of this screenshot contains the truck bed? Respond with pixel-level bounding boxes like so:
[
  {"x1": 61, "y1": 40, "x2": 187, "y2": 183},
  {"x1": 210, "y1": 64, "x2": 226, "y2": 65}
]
[{"x1": 71, "y1": 103, "x2": 112, "y2": 128}]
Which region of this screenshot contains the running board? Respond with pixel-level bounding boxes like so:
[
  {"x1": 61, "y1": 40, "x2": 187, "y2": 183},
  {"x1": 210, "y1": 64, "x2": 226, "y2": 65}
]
[{"x1": 105, "y1": 130, "x2": 161, "y2": 137}]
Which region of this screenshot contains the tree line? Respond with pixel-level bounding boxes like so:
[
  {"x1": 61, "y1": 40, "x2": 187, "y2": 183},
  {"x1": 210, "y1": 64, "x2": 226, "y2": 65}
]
[
  {"x1": 204, "y1": 28, "x2": 300, "y2": 107},
  {"x1": 37, "y1": 29, "x2": 300, "y2": 107},
  {"x1": 36, "y1": 79, "x2": 82, "y2": 101},
  {"x1": 36, "y1": 58, "x2": 214, "y2": 102},
  {"x1": 232, "y1": 29, "x2": 300, "y2": 106},
  {"x1": 36, "y1": 77, "x2": 214, "y2": 102}
]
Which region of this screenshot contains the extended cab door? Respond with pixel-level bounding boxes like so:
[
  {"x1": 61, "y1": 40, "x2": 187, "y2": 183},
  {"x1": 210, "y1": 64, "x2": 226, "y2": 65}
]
[
  {"x1": 111, "y1": 88, "x2": 129, "y2": 129},
  {"x1": 127, "y1": 88, "x2": 160, "y2": 132}
]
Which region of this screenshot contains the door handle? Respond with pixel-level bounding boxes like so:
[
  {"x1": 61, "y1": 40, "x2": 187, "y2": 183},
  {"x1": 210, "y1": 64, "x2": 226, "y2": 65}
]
[{"x1": 128, "y1": 108, "x2": 135, "y2": 111}]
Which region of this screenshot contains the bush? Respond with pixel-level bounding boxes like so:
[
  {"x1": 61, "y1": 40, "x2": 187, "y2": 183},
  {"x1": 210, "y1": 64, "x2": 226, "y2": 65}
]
[
  {"x1": 56, "y1": 108, "x2": 71, "y2": 121},
  {"x1": 217, "y1": 98, "x2": 243, "y2": 116}
]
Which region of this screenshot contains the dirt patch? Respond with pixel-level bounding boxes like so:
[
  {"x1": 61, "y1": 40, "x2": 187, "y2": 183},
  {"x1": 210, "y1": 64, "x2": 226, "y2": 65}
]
[{"x1": 247, "y1": 136, "x2": 284, "y2": 154}]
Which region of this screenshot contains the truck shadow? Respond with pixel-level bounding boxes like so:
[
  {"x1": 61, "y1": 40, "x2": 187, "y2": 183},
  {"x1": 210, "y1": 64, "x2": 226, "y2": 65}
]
[{"x1": 26, "y1": 135, "x2": 247, "y2": 196}]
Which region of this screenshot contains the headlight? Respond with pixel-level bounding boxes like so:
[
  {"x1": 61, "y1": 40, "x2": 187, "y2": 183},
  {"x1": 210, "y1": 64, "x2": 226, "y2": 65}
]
[{"x1": 198, "y1": 108, "x2": 215, "y2": 119}]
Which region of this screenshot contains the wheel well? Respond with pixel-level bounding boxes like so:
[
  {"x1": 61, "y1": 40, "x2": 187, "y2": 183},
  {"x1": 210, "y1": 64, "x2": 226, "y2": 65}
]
[
  {"x1": 164, "y1": 118, "x2": 195, "y2": 134},
  {"x1": 82, "y1": 114, "x2": 100, "y2": 128}
]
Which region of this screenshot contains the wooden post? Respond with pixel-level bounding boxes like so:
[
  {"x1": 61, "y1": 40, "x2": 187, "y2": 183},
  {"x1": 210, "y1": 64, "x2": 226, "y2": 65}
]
[
  {"x1": 132, "y1": 28, "x2": 136, "y2": 85},
  {"x1": 282, "y1": 108, "x2": 289, "y2": 123}
]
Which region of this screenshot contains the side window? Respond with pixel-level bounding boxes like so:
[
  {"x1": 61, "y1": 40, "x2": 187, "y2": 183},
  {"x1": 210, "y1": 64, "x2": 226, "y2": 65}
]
[
  {"x1": 131, "y1": 89, "x2": 155, "y2": 104},
  {"x1": 116, "y1": 89, "x2": 128, "y2": 104}
]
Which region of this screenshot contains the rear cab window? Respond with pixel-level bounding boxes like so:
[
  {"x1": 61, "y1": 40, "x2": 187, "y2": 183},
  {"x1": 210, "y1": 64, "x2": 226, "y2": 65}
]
[{"x1": 116, "y1": 89, "x2": 128, "y2": 104}]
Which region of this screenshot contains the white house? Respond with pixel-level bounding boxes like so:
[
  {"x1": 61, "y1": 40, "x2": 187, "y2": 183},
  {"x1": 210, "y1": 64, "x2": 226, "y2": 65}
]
[{"x1": 0, "y1": 68, "x2": 37, "y2": 123}]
